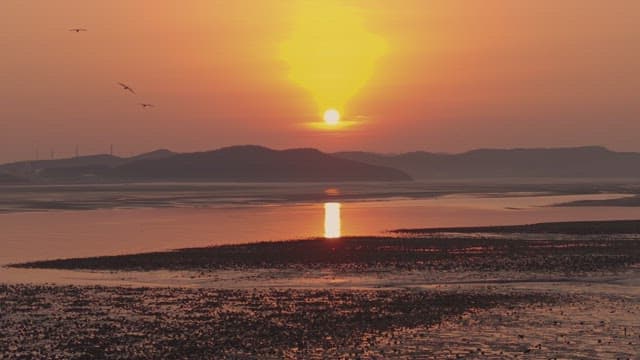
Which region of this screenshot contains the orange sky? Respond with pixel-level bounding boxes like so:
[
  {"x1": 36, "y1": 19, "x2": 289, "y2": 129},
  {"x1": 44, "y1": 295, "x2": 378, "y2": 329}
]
[{"x1": 1, "y1": 0, "x2": 639, "y2": 162}]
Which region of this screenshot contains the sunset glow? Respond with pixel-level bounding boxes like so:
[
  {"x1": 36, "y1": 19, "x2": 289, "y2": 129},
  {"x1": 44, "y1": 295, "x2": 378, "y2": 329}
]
[
  {"x1": 280, "y1": 1, "x2": 387, "y2": 127},
  {"x1": 1, "y1": 1, "x2": 639, "y2": 161}
]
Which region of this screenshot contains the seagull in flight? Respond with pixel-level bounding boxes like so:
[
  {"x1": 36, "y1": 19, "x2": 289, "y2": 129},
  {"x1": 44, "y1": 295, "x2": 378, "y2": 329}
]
[
  {"x1": 69, "y1": 28, "x2": 87, "y2": 33},
  {"x1": 139, "y1": 103, "x2": 155, "y2": 109},
  {"x1": 117, "y1": 82, "x2": 136, "y2": 94}
]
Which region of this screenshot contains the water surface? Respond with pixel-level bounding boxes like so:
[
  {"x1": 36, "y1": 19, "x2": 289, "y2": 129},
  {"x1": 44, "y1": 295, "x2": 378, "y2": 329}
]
[{"x1": 1, "y1": 191, "x2": 636, "y2": 267}]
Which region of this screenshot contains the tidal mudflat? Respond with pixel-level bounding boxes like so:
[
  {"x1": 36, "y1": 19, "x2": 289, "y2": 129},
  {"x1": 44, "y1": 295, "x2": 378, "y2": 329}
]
[
  {"x1": 3, "y1": 220, "x2": 640, "y2": 358},
  {"x1": 0, "y1": 286, "x2": 560, "y2": 359},
  {"x1": 2, "y1": 285, "x2": 638, "y2": 358}
]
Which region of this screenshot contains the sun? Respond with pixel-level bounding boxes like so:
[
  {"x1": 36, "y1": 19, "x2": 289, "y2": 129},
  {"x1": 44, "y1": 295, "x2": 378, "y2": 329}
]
[
  {"x1": 280, "y1": 1, "x2": 387, "y2": 129},
  {"x1": 323, "y1": 109, "x2": 340, "y2": 125}
]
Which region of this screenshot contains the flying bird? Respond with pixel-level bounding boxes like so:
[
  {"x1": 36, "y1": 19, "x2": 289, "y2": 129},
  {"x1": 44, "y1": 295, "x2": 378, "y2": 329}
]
[
  {"x1": 69, "y1": 28, "x2": 87, "y2": 33},
  {"x1": 117, "y1": 82, "x2": 136, "y2": 94},
  {"x1": 139, "y1": 103, "x2": 155, "y2": 109}
]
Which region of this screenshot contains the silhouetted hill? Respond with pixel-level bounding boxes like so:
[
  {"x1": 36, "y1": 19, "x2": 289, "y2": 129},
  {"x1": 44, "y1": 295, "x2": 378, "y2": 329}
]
[
  {"x1": 0, "y1": 150, "x2": 176, "y2": 180},
  {"x1": 334, "y1": 146, "x2": 640, "y2": 179},
  {"x1": 1, "y1": 146, "x2": 409, "y2": 182},
  {"x1": 11, "y1": 145, "x2": 639, "y2": 182},
  {"x1": 37, "y1": 165, "x2": 113, "y2": 180},
  {"x1": 0, "y1": 154, "x2": 122, "y2": 174},
  {"x1": 114, "y1": 145, "x2": 411, "y2": 182},
  {"x1": 0, "y1": 172, "x2": 29, "y2": 184},
  {"x1": 128, "y1": 149, "x2": 175, "y2": 161}
]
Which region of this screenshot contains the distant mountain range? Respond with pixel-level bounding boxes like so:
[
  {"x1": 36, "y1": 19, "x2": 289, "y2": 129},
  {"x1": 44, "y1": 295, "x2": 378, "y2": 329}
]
[
  {"x1": 0, "y1": 149, "x2": 176, "y2": 182},
  {"x1": 0, "y1": 149, "x2": 175, "y2": 174},
  {"x1": 0, "y1": 146, "x2": 410, "y2": 183},
  {"x1": 333, "y1": 146, "x2": 640, "y2": 179},
  {"x1": 3, "y1": 145, "x2": 640, "y2": 184}
]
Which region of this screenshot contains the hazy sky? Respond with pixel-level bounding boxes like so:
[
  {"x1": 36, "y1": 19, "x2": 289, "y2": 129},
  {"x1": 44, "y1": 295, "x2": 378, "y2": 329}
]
[{"x1": 1, "y1": 0, "x2": 639, "y2": 162}]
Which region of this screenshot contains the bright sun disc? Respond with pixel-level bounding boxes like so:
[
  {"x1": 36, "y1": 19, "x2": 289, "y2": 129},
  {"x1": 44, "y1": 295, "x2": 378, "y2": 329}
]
[{"x1": 323, "y1": 109, "x2": 340, "y2": 125}]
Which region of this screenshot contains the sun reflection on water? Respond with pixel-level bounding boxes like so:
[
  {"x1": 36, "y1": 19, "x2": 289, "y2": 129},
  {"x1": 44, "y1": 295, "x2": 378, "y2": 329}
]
[{"x1": 324, "y1": 202, "x2": 341, "y2": 239}]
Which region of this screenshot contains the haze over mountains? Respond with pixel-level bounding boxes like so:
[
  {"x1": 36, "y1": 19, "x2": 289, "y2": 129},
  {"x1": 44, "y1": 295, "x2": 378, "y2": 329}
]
[
  {"x1": 334, "y1": 146, "x2": 640, "y2": 179},
  {"x1": 2, "y1": 145, "x2": 640, "y2": 184}
]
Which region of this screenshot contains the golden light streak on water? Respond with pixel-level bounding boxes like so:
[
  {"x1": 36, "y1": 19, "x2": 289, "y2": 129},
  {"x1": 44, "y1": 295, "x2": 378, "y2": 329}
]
[{"x1": 324, "y1": 202, "x2": 341, "y2": 239}]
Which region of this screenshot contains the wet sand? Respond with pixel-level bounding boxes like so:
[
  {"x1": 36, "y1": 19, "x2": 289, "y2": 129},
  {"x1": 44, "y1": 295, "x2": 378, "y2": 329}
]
[
  {"x1": 3, "y1": 220, "x2": 640, "y2": 358},
  {"x1": 0, "y1": 286, "x2": 559, "y2": 359},
  {"x1": 12, "y1": 220, "x2": 640, "y2": 275},
  {"x1": 2, "y1": 285, "x2": 639, "y2": 358},
  {"x1": 557, "y1": 195, "x2": 640, "y2": 207}
]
